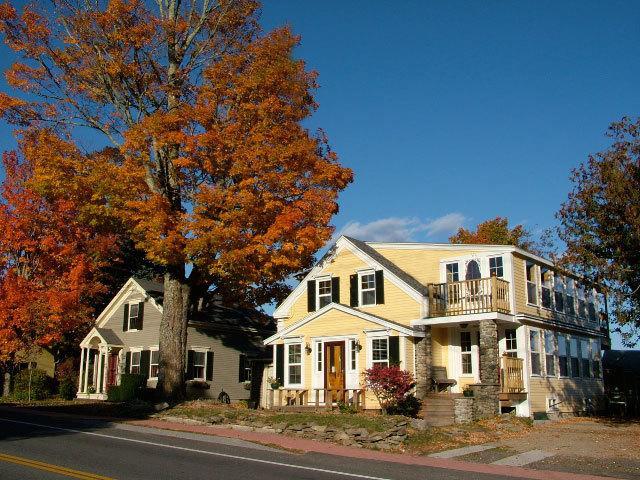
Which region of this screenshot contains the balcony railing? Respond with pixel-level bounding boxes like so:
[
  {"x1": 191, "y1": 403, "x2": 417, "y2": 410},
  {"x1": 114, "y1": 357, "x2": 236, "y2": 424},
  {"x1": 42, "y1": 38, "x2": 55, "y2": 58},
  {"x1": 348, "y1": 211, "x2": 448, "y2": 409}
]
[
  {"x1": 500, "y1": 355, "x2": 525, "y2": 393},
  {"x1": 427, "y1": 277, "x2": 510, "y2": 317}
]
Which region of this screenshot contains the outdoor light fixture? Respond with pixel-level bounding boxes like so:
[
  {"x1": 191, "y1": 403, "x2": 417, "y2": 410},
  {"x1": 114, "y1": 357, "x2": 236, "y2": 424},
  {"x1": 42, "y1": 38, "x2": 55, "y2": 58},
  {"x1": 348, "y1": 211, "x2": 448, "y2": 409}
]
[
  {"x1": 459, "y1": 323, "x2": 468, "y2": 329},
  {"x1": 305, "y1": 342, "x2": 312, "y2": 355},
  {"x1": 354, "y1": 339, "x2": 362, "y2": 352}
]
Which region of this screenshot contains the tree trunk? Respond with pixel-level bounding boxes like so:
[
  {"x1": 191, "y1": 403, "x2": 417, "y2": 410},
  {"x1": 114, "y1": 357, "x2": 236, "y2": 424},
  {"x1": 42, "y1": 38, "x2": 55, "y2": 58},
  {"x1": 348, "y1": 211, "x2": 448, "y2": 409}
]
[{"x1": 158, "y1": 267, "x2": 190, "y2": 400}]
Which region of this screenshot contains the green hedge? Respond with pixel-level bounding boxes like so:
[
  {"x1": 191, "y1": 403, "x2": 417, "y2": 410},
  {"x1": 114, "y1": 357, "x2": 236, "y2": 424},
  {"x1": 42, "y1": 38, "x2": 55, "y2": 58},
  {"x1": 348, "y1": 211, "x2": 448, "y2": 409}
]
[
  {"x1": 107, "y1": 374, "x2": 147, "y2": 402},
  {"x1": 13, "y1": 369, "x2": 54, "y2": 401}
]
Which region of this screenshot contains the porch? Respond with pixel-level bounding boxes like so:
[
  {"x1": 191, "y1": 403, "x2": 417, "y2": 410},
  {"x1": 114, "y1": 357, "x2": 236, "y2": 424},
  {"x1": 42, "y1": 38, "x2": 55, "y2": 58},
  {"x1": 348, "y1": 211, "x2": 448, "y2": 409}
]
[
  {"x1": 427, "y1": 277, "x2": 510, "y2": 317},
  {"x1": 77, "y1": 328, "x2": 123, "y2": 400},
  {"x1": 268, "y1": 388, "x2": 366, "y2": 410}
]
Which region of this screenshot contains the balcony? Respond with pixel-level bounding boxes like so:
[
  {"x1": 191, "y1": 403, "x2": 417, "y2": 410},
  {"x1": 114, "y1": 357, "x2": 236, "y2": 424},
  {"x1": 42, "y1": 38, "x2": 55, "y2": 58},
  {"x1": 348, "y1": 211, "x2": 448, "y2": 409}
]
[{"x1": 427, "y1": 277, "x2": 510, "y2": 317}]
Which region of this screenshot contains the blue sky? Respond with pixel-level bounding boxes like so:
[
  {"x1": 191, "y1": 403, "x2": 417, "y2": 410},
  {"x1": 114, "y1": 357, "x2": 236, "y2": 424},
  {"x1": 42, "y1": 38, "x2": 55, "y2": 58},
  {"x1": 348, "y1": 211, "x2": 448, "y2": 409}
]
[{"x1": 1, "y1": 1, "x2": 638, "y2": 347}]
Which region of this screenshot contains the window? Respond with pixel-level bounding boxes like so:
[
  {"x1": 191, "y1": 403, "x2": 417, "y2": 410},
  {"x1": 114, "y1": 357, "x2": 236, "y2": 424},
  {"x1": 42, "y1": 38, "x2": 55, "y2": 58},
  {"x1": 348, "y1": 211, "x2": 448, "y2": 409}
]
[
  {"x1": 526, "y1": 262, "x2": 538, "y2": 304},
  {"x1": 446, "y1": 262, "x2": 459, "y2": 283},
  {"x1": 565, "y1": 279, "x2": 576, "y2": 316},
  {"x1": 287, "y1": 343, "x2": 302, "y2": 385},
  {"x1": 530, "y1": 330, "x2": 541, "y2": 375},
  {"x1": 541, "y1": 268, "x2": 552, "y2": 309},
  {"x1": 317, "y1": 278, "x2": 332, "y2": 309},
  {"x1": 580, "y1": 339, "x2": 591, "y2": 378},
  {"x1": 193, "y1": 351, "x2": 206, "y2": 380},
  {"x1": 577, "y1": 284, "x2": 587, "y2": 319},
  {"x1": 554, "y1": 274, "x2": 564, "y2": 313},
  {"x1": 558, "y1": 334, "x2": 568, "y2": 377},
  {"x1": 544, "y1": 332, "x2": 556, "y2": 376},
  {"x1": 489, "y1": 256, "x2": 504, "y2": 278},
  {"x1": 461, "y1": 331, "x2": 473, "y2": 374},
  {"x1": 150, "y1": 349, "x2": 159, "y2": 378},
  {"x1": 130, "y1": 350, "x2": 141, "y2": 374},
  {"x1": 591, "y1": 339, "x2": 601, "y2": 378},
  {"x1": 587, "y1": 289, "x2": 597, "y2": 323},
  {"x1": 316, "y1": 342, "x2": 322, "y2": 372},
  {"x1": 128, "y1": 303, "x2": 140, "y2": 330},
  {"x1": 570, "y1": 338, "x2": 580, "y2": 378},
  {"x1": 350, "y1": 339, "x2": 357, "y2": 370},
  {"x1": 360, "y1": 272, "x2": 376, "y2": 306},
  {"x1": 504, "y1": 329, "x2": 518, "y2": 357},
  {"x1": 371, "y1": 338, "x2": 389, "y2": 367}
]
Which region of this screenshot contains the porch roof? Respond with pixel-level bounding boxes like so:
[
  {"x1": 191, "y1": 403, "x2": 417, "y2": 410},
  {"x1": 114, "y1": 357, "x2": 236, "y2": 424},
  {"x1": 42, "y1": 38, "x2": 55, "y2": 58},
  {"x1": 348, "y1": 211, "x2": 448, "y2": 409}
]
[
  {"x1": 411, "y1": 311, "x2": 517, "y2": 327},
  {"x1": 80, "y1": 327, "x2": 124, "y2": 348}
]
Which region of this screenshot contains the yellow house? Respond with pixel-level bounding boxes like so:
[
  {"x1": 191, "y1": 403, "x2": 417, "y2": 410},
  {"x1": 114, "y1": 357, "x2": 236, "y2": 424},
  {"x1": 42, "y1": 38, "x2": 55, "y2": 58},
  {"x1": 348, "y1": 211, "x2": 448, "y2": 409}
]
[{"x1": 264, "y1": 236, "x2": 608, "y2": 420}]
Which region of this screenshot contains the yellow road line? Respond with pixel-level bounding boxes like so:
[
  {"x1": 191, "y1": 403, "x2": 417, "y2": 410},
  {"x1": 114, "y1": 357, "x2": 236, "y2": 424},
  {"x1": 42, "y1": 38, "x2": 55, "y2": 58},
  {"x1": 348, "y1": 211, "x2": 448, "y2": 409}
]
[{"x1": 0, "y1": 452, "x2": 114, "y2": 479}]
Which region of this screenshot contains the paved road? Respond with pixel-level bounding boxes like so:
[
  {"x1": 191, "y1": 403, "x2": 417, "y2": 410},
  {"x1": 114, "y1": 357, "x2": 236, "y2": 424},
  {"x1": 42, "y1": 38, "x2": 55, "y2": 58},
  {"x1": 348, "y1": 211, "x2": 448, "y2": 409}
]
[{"x1": 0, "y1": 408, "x2": 515, "y2": 480}]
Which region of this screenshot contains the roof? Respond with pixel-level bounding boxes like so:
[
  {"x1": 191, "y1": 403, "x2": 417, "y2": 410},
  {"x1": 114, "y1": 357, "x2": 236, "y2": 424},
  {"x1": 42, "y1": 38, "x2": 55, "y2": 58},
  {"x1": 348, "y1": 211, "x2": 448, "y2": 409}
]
[
  {"x1": 603, "y1": 349, "x2": 640, "y2": 374},
  {"x1": 344, "y1": 236, "x2": 429, "y2": 295},
  {"x1": 133, "y1": 277, "x2": 164, "y2": 305},
  {"x1": 95, "y1": 328, "x2": 123, "y2": 346}
]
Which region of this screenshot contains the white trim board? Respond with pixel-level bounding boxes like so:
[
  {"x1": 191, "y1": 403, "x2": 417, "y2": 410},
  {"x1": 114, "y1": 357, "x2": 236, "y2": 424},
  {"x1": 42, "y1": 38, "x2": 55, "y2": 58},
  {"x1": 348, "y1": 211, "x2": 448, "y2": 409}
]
[{"x1": 411, "y1": 312, "x2": 517, "y2": 327}]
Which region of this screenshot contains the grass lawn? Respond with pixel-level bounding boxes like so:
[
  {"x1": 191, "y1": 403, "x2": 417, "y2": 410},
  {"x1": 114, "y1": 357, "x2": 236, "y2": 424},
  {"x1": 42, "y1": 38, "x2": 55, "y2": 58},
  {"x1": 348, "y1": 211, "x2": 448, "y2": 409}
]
[{"x1": 0, "y1": 396, "x2": 154, "y2": 419}]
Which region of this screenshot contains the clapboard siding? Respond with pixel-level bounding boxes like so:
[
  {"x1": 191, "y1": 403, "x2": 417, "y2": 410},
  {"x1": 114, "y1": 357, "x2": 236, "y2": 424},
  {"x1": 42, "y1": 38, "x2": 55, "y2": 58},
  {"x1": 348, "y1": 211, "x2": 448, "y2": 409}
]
[
  {"x1": 102, "y1": 291, "x2": 162, "y2": 347},
  {"x1": 529, "y1": 376, "x2": 605, "y2": 413}
]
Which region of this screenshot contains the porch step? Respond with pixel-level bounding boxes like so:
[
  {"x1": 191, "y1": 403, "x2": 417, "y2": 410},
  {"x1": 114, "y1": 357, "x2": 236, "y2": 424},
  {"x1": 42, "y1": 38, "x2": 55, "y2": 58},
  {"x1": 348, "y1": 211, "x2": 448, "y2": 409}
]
[{"x1": 420, "y1": 394, "x2": 457, "y2": 427}]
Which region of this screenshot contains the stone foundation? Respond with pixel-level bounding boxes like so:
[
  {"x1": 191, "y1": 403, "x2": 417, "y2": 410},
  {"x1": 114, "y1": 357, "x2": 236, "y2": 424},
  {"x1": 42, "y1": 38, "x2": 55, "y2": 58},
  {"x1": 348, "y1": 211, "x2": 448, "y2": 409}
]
[
  {"x1": 470, "y1": 383, "x2": 500, "y2": 419},
  {"x1": 453, "y1": 397, "x2": 474, "y2": 424}
]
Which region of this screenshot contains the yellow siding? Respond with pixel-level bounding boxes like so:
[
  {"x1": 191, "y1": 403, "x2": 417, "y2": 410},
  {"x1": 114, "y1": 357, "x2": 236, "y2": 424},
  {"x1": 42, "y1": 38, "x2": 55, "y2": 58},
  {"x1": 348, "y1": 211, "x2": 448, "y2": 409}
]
[
  {"x1": 513, "y1": 253, "x2": 554, "y2": 319},
  {"x1": 528, "y1": 376, "x2": 605, "y2": 413},
  {"x1": 284, "y1": 248, "x2": 421, "y2": 329},
  {"x1": 371, "y1": 248, "x2": 487, "y2": 285},
  {"x1": 431, "y1": 327, "x2": 449, "y2": 368}
]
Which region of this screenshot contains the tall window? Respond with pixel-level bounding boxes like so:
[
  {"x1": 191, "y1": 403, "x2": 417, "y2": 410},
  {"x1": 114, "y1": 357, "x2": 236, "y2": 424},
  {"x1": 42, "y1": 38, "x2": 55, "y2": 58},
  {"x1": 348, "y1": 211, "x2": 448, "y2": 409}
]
[
  {"x1": 193, "y1": 351, "x2": 206, "y2": 379},
  {"x1": 577, "y1": 284, "x2": 587, "y2": 319},
  {"x1": 489, "y1": 256, "x2": 504, "y2": 278},
  {"x1": 150, "y1": 349, "x2": 159, "y2": 378},
  {"x1": 287, "y1": 344, "x2": 302, "y2": 384},
  {"x1": 316, "y1": 342, "x2": 322, "y2": 372},
  {"x1": 128, "y1": 303, "x2": 140, "y2": 330},
  {"x1": 504, "y1": 329, "x2": 518, "y2": 357},
  {"x1": 371, "y1": 338, "x2": 389, "y2": 367},
  {"x1": 526, "y1": 262, "x2": 537, "y2": 304},
  {"x1": 591, "y1": 339, "x2": 601, "y2": 378},
  {"x1": 460, "y1": 331, "x2": 473, "y2": 374},
  {"x1": 580, "y1": 339, "x2": 591, "y2": 378},
  {"x1": 541, "y1": 268, "x2": 552, "y2": 309},
  {"x1": 558, "y1": 334, "x2": 568, "y2": 377},
  {"x1": 530, "y1": 330, "x2": 541, "y2": 375},
  {"x1": 587, "y1": 289, "x2": 597, "y2": 323},
  {"x1": 130, "y1": 350, "x2": 141, "y2": 374},
  {"x1": 544, "y1": 332, "x2": 556, "y2": 376},
  {"x1": 446, "y1": 263, "x2": 459, "y2": 282},
  {"x1": 360, "y1": 272, "x2": 376, "y2": 306},
  {"x1": 317, "y1": 279, "x2": 332, "y2": 309},
  {"x1": 565, "y1": 279, "x2": 576, "y2": 316},
  {"x1": 554, "y1": 274, "x2": 564, "y2": 313},
  {"x1": 350, "y1": 339, "x2": 357, "y2": 370},
  {"x1": 570, "y1": 338, "x2": 580, "y2": 378}
]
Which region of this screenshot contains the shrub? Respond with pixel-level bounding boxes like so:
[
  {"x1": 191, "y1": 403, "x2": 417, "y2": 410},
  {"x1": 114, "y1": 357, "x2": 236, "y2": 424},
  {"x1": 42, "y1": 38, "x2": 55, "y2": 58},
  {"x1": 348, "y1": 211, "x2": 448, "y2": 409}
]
[
  {"x1": 56, "y1": 358, "x2": 78, "y2": 400},
  {"x1": 337, "y1": 401, "x2": 358, "y2": 414},
  {"x1": 387, "y1": 394, "x2": 422, "y2": 417},
  {"x1": 13, "y1": 369, "x2": 54, "y2": 401},
  {"x1": 107, "y1": 374, "x2": 147, "y2": 402},
  {"x1": 364, "y1": 365, "x2": 416, "y2": 414}
]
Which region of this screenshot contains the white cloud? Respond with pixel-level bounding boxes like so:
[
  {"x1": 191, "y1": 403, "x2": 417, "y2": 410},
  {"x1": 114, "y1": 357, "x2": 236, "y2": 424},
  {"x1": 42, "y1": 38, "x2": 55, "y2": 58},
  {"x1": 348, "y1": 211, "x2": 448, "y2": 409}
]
[{"x1": 337, "y1": 213, "x2": 466, "y2": 243}]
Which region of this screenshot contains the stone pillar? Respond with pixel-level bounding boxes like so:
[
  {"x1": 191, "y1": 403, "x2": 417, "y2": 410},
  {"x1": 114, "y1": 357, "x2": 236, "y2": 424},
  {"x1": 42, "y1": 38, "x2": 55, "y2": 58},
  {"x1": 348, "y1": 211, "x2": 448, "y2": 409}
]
[
  {"x1": 414, "y1": 325, "x2": 432, "y2": 398},
  {"x1": 472, "y1": 319, "x2": 500, "y2": 419}
]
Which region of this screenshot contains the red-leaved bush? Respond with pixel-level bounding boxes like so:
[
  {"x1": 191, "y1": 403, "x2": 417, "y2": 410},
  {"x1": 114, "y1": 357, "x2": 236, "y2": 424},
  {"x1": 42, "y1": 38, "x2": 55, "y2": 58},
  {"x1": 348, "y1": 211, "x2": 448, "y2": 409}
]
[{"x1": 364, "y1": 365, "x2": 416, "y2": 413}]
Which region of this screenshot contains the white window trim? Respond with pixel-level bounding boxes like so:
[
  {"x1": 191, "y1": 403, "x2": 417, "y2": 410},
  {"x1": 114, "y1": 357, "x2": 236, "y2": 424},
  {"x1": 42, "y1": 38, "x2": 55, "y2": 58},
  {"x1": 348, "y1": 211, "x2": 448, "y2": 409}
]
[
  {"x1": 315, "y1": 275, "x2": 333, "y2": 309},
  {"x1": 127, "y1": 301, "x2": 141, "y2": 332},
  {"x1": 190, "y1": 347, "x2": 209, "y2": 381},
  {"x1": 543, "y1": 331, "x2": 557, "y2": 378},
  {"x1": 488, "y1": 255, "x2": 504, "y2": 278},
  {"x1": 366, "y1": 334, "x2": 389, "y2": 369},
  {"x1": 539, "y1": 267, "x2": 553, "y2": 311},
  {"x1": 557, "y1": 334, "x2": 570, "y2": 378},
  {"x1": 149, "y1": 346, "x2": 159, "y2": 380},
  {"x1": 358, "y1": 269, "x2": 376, "y2": 307},
  {"x1": 529, "y1": 328, "x2": 542, "y2": 377},
  {"x1": 525, "y1": 261, "x2": 539, "y2": 307},
  {"x1": 445, "y1": 261, "x2": 460, "y2": 283},
  {"x1": 129, "y1": 347, "x2": 142, "y2": 374},
  {"x1": 504, "y1": 328, "x2": 518, "y2": 356},
  {"x1": 284, "y1": 339, "x2": 304, "y2": 388},
  {"x1": 459, "y1": 330, "x2": 474, "y2": 377}
]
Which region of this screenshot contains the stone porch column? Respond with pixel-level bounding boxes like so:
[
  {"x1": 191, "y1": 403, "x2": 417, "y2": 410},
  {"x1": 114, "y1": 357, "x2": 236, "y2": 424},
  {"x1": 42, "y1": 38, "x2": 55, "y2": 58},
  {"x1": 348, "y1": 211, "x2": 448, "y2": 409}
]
[
  {"x1": 78, "y1": 347, "x2": 85, "y2": 393},
  {"x1": 472, "y1": 319, "x2": 500, "y2": 419},
  {"x1": 414, "y1": 325, "x2": 432, "y2": 398}
]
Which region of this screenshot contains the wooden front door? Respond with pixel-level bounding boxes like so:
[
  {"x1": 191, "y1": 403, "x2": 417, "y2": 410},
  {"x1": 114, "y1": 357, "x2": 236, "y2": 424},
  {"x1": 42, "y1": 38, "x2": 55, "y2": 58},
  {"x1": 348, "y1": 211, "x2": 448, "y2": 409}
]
[
  {"x1": 324, "y1": 342, "x2": 345, "y2": 402},
  {"x1": 107, "y1": 353, "x2": 119, "y2": 387}
]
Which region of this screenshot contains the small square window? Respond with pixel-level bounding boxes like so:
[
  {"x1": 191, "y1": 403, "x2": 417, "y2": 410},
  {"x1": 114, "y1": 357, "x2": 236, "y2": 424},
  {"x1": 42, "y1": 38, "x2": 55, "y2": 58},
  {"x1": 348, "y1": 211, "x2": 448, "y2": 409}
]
[{"x1": 489, "y1": 257, "x2": 504, "y2": 278}]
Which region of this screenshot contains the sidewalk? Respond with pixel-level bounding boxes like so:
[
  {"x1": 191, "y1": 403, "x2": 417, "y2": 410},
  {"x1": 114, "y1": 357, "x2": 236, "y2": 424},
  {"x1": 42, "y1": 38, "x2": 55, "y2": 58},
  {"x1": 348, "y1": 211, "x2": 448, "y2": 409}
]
[{"x1": 127, "y1": 418, "x2": 615, "y2": 480}]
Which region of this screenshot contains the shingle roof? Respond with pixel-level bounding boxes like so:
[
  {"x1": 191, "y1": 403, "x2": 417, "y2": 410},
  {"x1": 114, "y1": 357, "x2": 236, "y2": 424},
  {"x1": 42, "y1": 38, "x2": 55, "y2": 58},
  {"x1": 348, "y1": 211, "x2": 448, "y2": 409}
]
[
  {"x1": 133, "y1": 277, "x2": 164, "y2": 305},
  {"x1": 343, "y1": 236, "x2": 428, "y2": 296},
  {"x1": 96, "y1": 328, "x2": 123, "y2": 346}
]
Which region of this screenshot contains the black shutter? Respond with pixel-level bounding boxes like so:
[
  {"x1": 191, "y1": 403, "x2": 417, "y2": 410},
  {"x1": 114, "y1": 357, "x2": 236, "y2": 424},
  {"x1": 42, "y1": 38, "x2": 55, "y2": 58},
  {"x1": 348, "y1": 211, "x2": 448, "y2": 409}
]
[
  {"x1": 206, "y1": 351, "x2": 214, "y2": 381},
  {"x1": 275, "y1": 344, "x2": 284, "y2": 385},
  {"x1": 350, "y1": 274, "x2": 359, "y2": 307},
  {"x1": 307, "y1": 280, "x2": 316, "y2": 312},
  {"x1": 389, "y1": 336, "x2": 400, "y2": 366},
  {"x1": 137, "y1": 302, "x2": 145, "y2": 330},
  {"x1": 140, "y1": 350, "x2": 151, "y2": 378},
  {"x1": 331, "y1": 277, "x2": 340, "y2": 303},
  {"x1": 125, "y1": 351, "x2": 131, "y2": 373},
  {"x1": 185, "y1": 350, "x2": 195, "y2": 380},
  {"x1": 238, "y1": 354, "x2": 246, "y2": 382},
  {"x1": 123, "y1": 304, "x2": 129, "y2": 332},
  {"x1": 375, "y1": 270, "x2": 385, "y2": 304}
]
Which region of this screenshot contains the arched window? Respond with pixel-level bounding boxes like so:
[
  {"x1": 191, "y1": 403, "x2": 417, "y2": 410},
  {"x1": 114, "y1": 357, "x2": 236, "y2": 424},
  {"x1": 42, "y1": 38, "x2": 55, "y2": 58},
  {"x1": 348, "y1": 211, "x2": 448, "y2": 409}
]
[{"x1": 465, "y1": 260, "x2": 481, "y2": 280}]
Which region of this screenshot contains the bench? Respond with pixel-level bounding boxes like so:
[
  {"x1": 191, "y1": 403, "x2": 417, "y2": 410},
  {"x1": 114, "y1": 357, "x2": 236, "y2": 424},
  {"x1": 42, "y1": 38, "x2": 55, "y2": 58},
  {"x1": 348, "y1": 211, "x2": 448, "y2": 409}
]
[{"x1": 431, "y1": 366, "x2": 457, "y2": 393}]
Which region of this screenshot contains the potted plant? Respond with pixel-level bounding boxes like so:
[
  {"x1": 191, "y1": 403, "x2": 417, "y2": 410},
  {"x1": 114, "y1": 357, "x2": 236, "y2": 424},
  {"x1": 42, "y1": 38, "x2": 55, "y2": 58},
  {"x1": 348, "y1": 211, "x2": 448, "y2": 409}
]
[
  {"x1": 267, "y1": 377, "x2": 281, "y2": 389},
  {"x1": 242, "y1": 380, "x2": 252, "y2": 390},
  {"x1": 462, "y1": 385, "x2": 474, "y2": 397}
]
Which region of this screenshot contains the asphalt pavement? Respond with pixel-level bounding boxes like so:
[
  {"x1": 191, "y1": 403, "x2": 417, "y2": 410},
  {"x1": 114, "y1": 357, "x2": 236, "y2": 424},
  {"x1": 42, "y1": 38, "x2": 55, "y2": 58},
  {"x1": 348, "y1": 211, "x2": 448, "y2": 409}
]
[{"x1": 0, "y1": 407, "x2": 514, "y2": 480}]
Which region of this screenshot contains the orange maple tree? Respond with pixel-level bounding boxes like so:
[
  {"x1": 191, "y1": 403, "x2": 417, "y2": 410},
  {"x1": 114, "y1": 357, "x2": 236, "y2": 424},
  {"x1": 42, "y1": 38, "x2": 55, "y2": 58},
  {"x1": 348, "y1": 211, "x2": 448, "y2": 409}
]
[
  {"x1": 0, "y1": 132, "x2": 118, "y2": 363},
  {"x1": 449, "y1": 217, "x2": 537, "y2": 251},
  {"x1": 0, "y1": 1, "x2": 352, "y2": 398}
]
